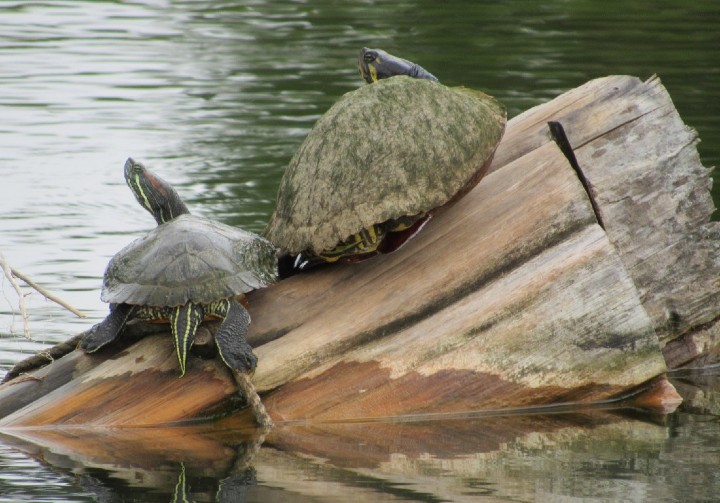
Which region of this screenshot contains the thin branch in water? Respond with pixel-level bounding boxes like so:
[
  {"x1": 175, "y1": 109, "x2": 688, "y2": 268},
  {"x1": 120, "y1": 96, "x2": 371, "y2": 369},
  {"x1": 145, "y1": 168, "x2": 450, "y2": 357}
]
[
  {"x1": 10, "y1": 267, "x2": 86, "y2": 319},
  {"x1": 0, "y1": 253, "x2": 30, "y2": 339}
]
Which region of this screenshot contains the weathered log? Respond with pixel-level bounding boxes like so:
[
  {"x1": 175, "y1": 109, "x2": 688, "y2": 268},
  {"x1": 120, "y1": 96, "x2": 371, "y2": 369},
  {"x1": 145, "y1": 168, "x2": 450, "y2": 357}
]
[
  {"x1": 491, "y1": 75, "x2": 720, "y2": 359},
  {"x1": 0, "y1": 74, "x2": 711, "y2": 427}
]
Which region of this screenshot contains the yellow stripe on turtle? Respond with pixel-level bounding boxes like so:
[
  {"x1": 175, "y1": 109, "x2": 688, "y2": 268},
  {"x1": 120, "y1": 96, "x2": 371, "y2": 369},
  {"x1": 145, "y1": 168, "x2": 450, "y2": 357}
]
[
  {"x1": 318, "y1": 224, "x2": 386, "y2": 262},
  {"x1": 369, "y1": 64, "x2": 378, "y2": 82}
]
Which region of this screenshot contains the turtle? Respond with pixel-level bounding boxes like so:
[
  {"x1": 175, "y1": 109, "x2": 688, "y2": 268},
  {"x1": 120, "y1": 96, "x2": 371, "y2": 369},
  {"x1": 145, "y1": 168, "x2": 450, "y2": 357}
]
[
  {"x1": 265, "y1": 48, "x2": 506, "y2": 275},
  {"x1": 81, "y1": 158, "x2": 277, "y2": 424},
  {"x1": 358, "y1": 47, "x2": 438, "y2": 83}
]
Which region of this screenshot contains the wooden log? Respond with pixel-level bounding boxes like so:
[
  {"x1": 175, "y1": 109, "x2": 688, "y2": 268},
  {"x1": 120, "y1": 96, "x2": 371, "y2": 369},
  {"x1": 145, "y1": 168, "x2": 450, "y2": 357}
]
[
  {"x1": 490, "y1": 75, "x2": 720, "y2": 363},
  {"x1": 0, "y1": 334, "x2": 239, "y2": 427},
  {"x1": 0, "y1": 74, "x2": 710, "y2": 426}
]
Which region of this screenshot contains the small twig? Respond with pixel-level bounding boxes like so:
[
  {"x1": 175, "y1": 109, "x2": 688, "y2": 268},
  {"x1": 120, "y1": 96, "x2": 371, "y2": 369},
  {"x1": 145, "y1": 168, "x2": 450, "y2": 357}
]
[
  {"x1": 232, "y1": 370, "x2": 274, "y2": 429},
  {"x1": 10, "y1": 267, "x2": 86, "y2": 319},
  {"x1": 2, "y1": 333, "x2": 83, "y2": 384},
  {"x1": 0, "y1": 253, "x2": 86, "y2": 331},
  {"x1": 0, "y1": 253, "x2": 30, "y2": 339}
]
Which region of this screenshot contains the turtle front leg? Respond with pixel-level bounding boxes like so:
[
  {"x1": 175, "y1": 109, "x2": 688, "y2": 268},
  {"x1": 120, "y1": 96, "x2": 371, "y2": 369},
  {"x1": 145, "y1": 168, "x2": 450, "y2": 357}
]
[
  {"x1": 169, "y1": 302, "x2": 204, "y2": 376},
  {"x1": 211, "y1": 299, "x2": 272, "y2": 428},
  {"x1": 81, "y1": 303, "x2": 137, "y2": 352}
]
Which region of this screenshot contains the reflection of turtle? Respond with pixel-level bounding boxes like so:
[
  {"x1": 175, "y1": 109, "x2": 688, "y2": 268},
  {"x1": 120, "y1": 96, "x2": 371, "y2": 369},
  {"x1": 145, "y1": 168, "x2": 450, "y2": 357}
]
[
  {"x1": 81, "y1": 158, "x2": 277, "y2": 425},
  {"x1": 265, "y1": 52, "x2": 506, "y2": 274},
  {"x1": 358, "y1": 47, "x2": 438, "y2": 83}
]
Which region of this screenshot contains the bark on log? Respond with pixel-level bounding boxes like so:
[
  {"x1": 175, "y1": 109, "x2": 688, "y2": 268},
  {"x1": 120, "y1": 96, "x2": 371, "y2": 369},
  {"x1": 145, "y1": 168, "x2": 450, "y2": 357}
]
[{"x1": 0, "y1": 74, "x2": 712, "y2": 427}]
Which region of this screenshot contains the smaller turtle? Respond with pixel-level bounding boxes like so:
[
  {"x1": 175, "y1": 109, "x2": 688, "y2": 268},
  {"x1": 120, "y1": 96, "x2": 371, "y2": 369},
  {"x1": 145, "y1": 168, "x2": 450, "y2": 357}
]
[
  {"x1": 82, "y1": 158, "x2": 277, "y2": 425},
  {"x1": 358, "y1": 47, "x2": 438, "y2": 83}
]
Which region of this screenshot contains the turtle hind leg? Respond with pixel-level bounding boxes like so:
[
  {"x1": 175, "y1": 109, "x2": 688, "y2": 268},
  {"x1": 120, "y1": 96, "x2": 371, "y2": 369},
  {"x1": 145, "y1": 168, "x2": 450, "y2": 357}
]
[
  {"x1": 319, "y1": 225, "x2": 384, "y2": 264},
  {"x1": 80, "y1": 303, "x2": 137, "y2": 353},
  {"x1": 169, "y1": 302, "x2": 204, "y2": 376},
  {"x1": 211, "y1": 299, "x2": 256, "y2": 373},
  {"x1": 211, "y1": 299, "x2": 272, "y2": 428}
]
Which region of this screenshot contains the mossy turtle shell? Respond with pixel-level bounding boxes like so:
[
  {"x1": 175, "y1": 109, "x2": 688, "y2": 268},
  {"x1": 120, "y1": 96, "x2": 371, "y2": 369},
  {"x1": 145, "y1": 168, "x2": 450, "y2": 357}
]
[
  {"x1": 102, "y1": 215, "x2": 278, "y2": 307},
  {"x1": 265, "y1": 76, "x2": 506, "y2": 255}
]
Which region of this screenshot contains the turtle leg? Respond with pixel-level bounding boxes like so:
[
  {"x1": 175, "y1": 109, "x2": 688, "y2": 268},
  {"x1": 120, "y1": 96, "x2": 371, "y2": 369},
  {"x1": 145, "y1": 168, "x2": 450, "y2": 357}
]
[
  {"x1": 283, "y1": 225, "x2": 385, "y2": 277},
  {"x1": 280, "y1": 225, "x2": 386, "y2": 277},
  {"x1": 169, "y1": 302, "x2": 204, "y2": 376},
  {"x1": 211, "y1": 299, "x2": 272, "y2": 428},
  {"x1": 212, "y1": 299, "x2": 256, "y2": 372},
  {"x1": 319, "y1": 225, "x2": 385, "y2": 263},
  {"x1": 80, "y1": 303, "x2": 137, "y2": 352}
]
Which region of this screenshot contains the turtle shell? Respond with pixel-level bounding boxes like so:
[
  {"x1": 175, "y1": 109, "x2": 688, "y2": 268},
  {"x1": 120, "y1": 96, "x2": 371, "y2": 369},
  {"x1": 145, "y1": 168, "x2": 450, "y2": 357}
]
[
  {"x1": 264, "y1": 76, "x2": 506, "y2": 255},
  {"x1": 102, "y1": 215, "x2": 278, "y2": 307}
]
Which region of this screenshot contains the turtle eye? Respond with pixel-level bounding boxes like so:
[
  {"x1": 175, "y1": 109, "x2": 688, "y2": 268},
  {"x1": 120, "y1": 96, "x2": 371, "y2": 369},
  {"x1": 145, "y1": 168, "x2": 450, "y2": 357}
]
[{"x1": 363, "y1": 51, "x2": 378, "y2": 63}]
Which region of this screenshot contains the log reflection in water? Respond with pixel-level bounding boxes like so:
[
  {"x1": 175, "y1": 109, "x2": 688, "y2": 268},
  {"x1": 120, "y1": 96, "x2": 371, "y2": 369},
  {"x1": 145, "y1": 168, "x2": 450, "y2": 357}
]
[{"x1": 0, "y1": 406, "x2": 679, "y2": 502}]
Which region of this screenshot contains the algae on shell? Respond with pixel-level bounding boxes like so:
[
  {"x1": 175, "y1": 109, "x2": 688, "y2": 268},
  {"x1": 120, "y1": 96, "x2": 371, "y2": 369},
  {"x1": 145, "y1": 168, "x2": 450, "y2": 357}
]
[{"x1": 265, "y1": 76, "x2": 506, "y2": 255}]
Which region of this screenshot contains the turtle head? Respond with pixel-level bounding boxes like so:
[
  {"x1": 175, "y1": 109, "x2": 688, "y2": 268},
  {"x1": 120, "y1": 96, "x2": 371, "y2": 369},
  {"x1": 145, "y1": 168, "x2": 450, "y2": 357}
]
[
  {"x1": 358, "y1": 47, "x2": 438, "y2": 83},
  {"x1": 124, "y1": 158, "x2": 190, "y2": 225}
]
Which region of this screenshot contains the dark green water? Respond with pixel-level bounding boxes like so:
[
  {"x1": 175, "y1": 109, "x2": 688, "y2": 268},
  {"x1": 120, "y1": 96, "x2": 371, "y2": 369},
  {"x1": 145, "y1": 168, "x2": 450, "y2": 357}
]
[{"x1": 0, "y1": 1, "x2": 718, "y2": 501}]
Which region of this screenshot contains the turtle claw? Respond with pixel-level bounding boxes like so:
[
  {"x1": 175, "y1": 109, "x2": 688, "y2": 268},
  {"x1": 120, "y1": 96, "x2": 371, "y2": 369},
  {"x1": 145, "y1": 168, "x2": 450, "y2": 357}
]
[
  {"x1": 219, "y1": 341, "x2": 258, "y2": 373},
  {"x1": 80, "y1": 323, "x2": 111, "y2": 353}
]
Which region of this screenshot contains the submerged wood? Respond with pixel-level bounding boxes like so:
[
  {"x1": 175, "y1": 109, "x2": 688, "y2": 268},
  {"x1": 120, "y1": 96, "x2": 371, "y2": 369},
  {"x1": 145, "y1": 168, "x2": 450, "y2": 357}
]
[{"x1": 0, "y1": 74, "x2": 713, "y2": 426}]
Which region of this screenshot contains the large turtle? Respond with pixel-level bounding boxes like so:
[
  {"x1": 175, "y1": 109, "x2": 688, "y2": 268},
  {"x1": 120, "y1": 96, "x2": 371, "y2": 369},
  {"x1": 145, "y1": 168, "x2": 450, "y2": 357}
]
[
  {"x1": 81, "y1": 158, "x2": 277, "y2": 425},
  {"x1": 265, "y1": 48, "x2": 506, "y2": 274}
]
